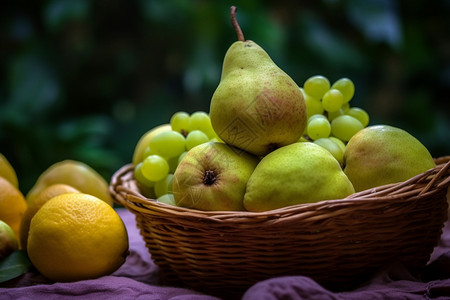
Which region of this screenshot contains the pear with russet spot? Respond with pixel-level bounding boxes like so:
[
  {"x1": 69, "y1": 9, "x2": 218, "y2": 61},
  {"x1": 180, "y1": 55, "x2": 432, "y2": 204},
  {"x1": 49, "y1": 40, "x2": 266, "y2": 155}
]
[{"x1": 209, "y1": 6, "x2": 307, "y2": 156}]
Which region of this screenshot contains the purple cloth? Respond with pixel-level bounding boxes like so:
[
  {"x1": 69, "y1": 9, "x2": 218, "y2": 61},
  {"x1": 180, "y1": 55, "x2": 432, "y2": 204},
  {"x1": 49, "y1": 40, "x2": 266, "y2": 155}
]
[{"x1": 1, "y1": 208, "x2": 450, "y2": 300}]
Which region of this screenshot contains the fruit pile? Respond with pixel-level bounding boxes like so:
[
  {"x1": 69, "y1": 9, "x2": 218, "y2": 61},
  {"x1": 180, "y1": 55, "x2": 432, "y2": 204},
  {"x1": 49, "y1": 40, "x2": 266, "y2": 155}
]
[
  {"x1": 0, "y1": 5, "x2": 440, "y2": 286},
  {"x1": 132, "y1": 111, "x2": 221, "y2": 205},
  {"x1": 131, "y1": 6, "x2": 437, "y2": 213},
  {"x1": 0, "y1": 158, "x2": 129, "y2": 283}
]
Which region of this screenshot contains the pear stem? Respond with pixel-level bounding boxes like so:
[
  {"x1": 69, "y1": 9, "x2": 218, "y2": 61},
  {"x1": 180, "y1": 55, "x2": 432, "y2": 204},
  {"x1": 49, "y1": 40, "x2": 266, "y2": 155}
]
[{"x1": 230, "y1": 6, "x2": 245, "y2": 41}]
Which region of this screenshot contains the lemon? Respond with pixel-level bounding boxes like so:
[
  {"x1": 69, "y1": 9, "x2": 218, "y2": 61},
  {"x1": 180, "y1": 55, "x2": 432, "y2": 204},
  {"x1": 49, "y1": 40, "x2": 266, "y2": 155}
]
[
  {"x1": 0, "y1": 177, "x2": 27, "y2": 243},
  {"x1": 26, "y1": 160, "x2": 113, "y2": 206},
  {"x1": 0, "y1": 153, "x2": 18, "y2": 188},
  {"x1": 0, "y1": 220, "x2": 19, "y2": 260},
  {"x1": 27, "y1": 193, "x2": 129, "y2": 282},
  {"x1": 19, "y1": 183, "x2": 80, "y2": 250}
]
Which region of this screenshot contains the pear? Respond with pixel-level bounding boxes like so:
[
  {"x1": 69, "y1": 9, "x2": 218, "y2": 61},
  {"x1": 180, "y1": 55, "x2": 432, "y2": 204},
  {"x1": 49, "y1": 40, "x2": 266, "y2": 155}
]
[
  {"x1": 0, "y1": 220, "x2": 18, "y2": 260},
  {"x1": 244, "y1": 142, "x2": 355, "y2": 212},
  {"x1": 173, "y1": 142, "x2": 259, "y2": 211},
  {"x1": 209, "y1": 7, "x2": 307, "y2": 156},
  {"x1": 343, "y1": 125, "x2": 436, "y2": 192}
]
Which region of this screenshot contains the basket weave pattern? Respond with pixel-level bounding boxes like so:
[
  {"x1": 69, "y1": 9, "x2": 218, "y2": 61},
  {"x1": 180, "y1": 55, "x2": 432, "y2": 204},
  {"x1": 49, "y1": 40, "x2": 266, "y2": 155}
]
[{"x1": 110, "y1": 156, "x2": 450, "y2": 297}]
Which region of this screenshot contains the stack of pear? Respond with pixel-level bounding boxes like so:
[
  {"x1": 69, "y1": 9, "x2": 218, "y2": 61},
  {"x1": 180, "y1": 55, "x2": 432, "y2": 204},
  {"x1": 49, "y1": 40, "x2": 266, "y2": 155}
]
[
  {"x1": 209, "y1": 7, "x2": 307, "y2": 157},
  {"x1": 175, "y1": 7, "x2": 353, "y2": 212}
]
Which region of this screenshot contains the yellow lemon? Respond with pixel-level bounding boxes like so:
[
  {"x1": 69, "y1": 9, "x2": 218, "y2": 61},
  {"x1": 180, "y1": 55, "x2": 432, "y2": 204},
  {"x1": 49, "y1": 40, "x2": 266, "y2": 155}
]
[
  {"x1": 19, "y1": 184, "x2": 80, "y2": 250},
  {"x1": 0, "y1": 153, "x2": 18, "y2": 188},
  {"x1": 0, "y1": 177, "x2": 27, "y2": 243},
  {"x1": 132, "y1": 124, "x2": 171, "y2": 166},
  {"x1": 26, "y1": 160, "x2": 113, "y2": 206},
  {"x1": 27, "y1": 193, "x2": 129, "y2": 282}
]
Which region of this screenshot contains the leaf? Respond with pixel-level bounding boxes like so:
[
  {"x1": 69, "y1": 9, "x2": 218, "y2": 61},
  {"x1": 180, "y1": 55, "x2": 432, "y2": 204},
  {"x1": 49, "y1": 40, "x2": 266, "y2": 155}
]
[{"x1": 0, "y1": 250, "x2": 32, "y2": 283}]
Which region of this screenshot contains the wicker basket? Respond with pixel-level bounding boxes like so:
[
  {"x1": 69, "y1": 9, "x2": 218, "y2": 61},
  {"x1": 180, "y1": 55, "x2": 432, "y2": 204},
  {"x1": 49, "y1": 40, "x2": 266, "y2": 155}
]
[{"x1": 110, "y1": 156, "x2": 450, "y2": 298}]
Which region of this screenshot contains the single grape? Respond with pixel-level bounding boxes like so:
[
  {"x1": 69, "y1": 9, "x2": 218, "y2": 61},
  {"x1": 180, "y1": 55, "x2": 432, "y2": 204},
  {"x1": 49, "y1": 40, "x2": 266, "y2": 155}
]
[
  {"x1": 307, "y1": 117, "x2": 331, "y2": 140},
  {"x1": 206, "y1": 129, "x2": 220, "y2": 140},
  {"x1": 329, "y1": 137, "x2": 346, "y2": 152},
  {"x1": 167, "y1": 156, "x2": 179, "y2": 173},
  {"x1": 134, "y1": 162, "x2": 155, "y2": 188},
  {"x1": 157, "y1": 194, "x2": 176, "y2": 206},
  {"x1": 170, "y1": 111, "x2": 190, "y2": 135},
  {"x1": 141, "y1": 155, "x2": 170, "y2": 182},
  {"x1": 189, "y1": 111, "x2": 218, "y2": 139},
  {"x1": 149, "y1": 131, "x2": 186, "y2": 158},
  {"x1": 204, "y1": 124, "x2": 219, "y2": 140},
  {"x1": 308, "y1": 114, "x2": 328, "y2": 124},
  {"x1": 341, "y1": 102, "x2": 350, "y2": 112},
  {"x1": 327, "y1": 108, "x2": 345, "y2": 121},
  {"x1": 313, "y1": 138, "x2": 344, "y2": 164},
  {"x1": 154, "y1": 174, "x2": 174, "y2": 198},
  {"x1": 142, "y1": 146, "x2": 156, "y2": 160},
  {"x1": 188, "y1": 111, "x2": 210, "y2": 132},
  {"x1": 178, "y1": 151, "x2": 188, "y2": 165},
  {"x1": 346, "y1": 107, "x2": 370, "y2": 127},
  {"x1": 186, "y1": 130, "x2": 210, "y2": 150},
  {"x1": 331, "y1": 115, "x2": 364, "y2": 142},
  {"x1": 304, "y1": 75, "x2": 330, "y2": 99},
  {"x1": 331, "y1": 78, "x2": 355, "y2": 103},
  {"x1": 322, "y1": 89, "x2": 344, "y2": 112},
  {"x1": 301, "y1": 88, "x2": 324, "y2": 119}
]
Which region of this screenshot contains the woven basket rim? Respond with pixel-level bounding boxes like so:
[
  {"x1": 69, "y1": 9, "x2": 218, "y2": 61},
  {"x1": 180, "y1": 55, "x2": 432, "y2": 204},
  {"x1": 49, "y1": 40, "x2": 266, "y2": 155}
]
[
  {"x1": 109, "y1": 155, "x2": 450, "y2": 296},
  {"x1": 110, "y1": 155, "x2": 450, "y2": 221}
]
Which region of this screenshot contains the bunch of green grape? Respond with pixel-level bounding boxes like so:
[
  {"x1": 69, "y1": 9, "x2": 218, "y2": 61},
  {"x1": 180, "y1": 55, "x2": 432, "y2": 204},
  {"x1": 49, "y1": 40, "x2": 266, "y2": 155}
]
[
  {"x1": 300, "y1": 75, "x2": 369, "y2": 164},
  {"x1": 134, "y1": 111, "x2": 220, "y2": 204}
]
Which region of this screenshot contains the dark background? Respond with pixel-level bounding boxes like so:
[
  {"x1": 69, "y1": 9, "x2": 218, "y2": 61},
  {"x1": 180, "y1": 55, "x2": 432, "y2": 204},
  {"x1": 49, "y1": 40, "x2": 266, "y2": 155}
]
[{"x1": 1, "y1": 0, "x2": 449, "y2": 194}]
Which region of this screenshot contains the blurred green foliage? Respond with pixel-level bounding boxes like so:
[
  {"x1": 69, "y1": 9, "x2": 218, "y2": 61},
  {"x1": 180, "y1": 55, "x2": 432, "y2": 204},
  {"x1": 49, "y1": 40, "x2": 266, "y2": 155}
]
[{"x1": 1, "y1": 0, "x2": 449, "y2": 193}]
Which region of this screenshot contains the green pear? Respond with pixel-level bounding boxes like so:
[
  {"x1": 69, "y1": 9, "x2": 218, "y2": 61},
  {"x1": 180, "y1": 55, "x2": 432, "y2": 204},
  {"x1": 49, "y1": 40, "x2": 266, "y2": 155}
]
[
  {"x1": 343, "y1": 125, "x2": 436, "y2": 192},
  {"x1": 173, "y1": 142, "x2": 259, "y2": 211},
  {"x1": 0, "y1": 220, "x2": 18, "y2": 261},
  {"x1": 244, "y1": 142, "x2": 355, "y2": 212},
  {"x1": 209, "y1": 7, "x2": 307, "y2": 156}
]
